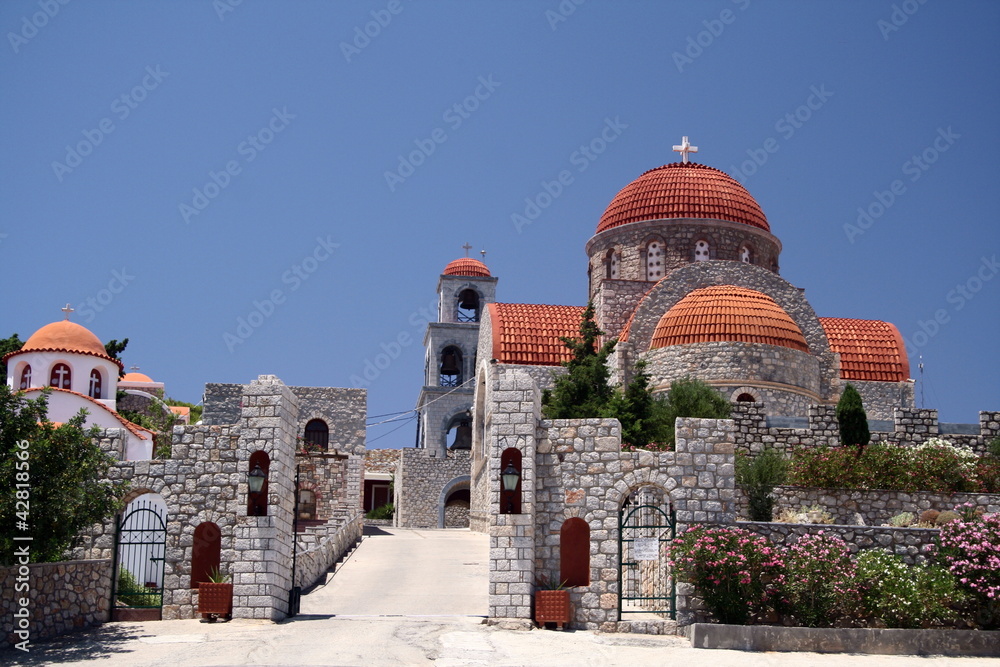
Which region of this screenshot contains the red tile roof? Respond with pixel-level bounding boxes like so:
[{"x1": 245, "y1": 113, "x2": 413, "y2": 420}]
[
  {"x1": 443, "y1": 257, "x2": 491, "y2": 277},
  {"x1": 597, "y1": 162, "x2": 769, "y2": 233},
  {"x1": 650, "y1": 285, "x2": 808, "y2": 352},
  {"x1": 819, "y1": 317, "x2": 910, "y2": 382},
  {"x1": 488, "y1": 303, "x2": 586, "y2": 366},
  {"x1": 4, "y1": 320, "x2": 124, "y2": 369},
  {"x1": 21, "y1": 386, "x2": 154, "y2": 439}
]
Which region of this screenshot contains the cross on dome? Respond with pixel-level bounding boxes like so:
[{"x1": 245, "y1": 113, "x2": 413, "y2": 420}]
[
  {"x1": 672, "y1": 136, "x2": 699, "y2": 164},
  {"x1": 61, "y1": 303, "x2": 74, "y2": 320},
  {"x1": 462, "y1": 242, "x2": 473, "y2": 257}
]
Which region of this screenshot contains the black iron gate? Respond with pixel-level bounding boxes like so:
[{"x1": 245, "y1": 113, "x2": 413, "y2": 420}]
[
  {"x1": 618, "y1": 497, "x2": 675, "y2": 620},
  {"x1": 111, "y1": 498, "x2": 167, "y2": 616}
]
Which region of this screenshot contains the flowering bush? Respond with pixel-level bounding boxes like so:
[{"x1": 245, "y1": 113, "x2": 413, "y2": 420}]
[
  {"x1": 855, "y1": 549, "x2": 964, "y2": 628},
  {"x1": 783, "y1": 533, "x2": 860, "y2": 627},
  {"x1": 667, "y1": 525, "x2": 785, "y2": 624},
  {"x1": 936, "y1": 512, "x2": 1000, "y2": 628}
]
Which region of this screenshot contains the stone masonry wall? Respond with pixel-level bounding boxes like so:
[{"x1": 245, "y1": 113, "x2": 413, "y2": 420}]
[
  {"x1": 740, "y1": 522, "x2": 939, "y2": 566},
  {"x1": 1, "y1": 560, "x2": 111, "y2": 650},
  {"x1": 202, "y1": 382, "x2": 243, "y2": 425},
  {"x1": 395, "y1": 449, "x2": 470, "y2": 528},
  {"x1": 293, "y1": 508, "x2": 363, "y2": 589}
]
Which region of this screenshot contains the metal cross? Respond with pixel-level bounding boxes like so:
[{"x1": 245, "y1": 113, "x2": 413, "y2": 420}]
[
  {"x1": 130, "y1": 365, "x2": 140, "y2": 372},
  {"x1": 61, "y1": 303, "x2": 74, "y2": 320},
  {"x1": 672, "y1": 136, "x2": 699, "y2": 163},
  {"x1": 462, "y1": 242, "x2": 472, "y2": 257}
]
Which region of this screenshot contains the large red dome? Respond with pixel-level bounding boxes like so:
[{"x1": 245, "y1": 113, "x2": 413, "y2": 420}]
[{"x1": 597, "y1": 162, "x2": 769, "y2": 233}]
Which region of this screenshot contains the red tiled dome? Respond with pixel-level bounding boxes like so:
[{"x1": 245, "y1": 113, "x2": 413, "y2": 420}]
[
  {"x1": 597, "y1": 162, "x2": 769, "y2": 233},
  {"x1": 651, "y1": 286, "x2": 807, "y2": 352},
  {"x1": 4, "y1": 320, "x2": 122, "y2": 368},
  {"x1": 443, "y1": 257, "x2": 491, "y2": 277},
  {"x1": 819, "y1": 318, "x2": 910, "y2": 382}
]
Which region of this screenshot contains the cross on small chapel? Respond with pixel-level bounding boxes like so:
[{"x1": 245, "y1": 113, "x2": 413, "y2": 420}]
[
  {"x1": 130, "y1": 365, "x2": 140, "y2": 372},
  {"x1": 673, "y1": 136, "x2": 698, "y2": 164},
  {"x1": 462, "y1": 242, "x2": 473, "y2": 257},
  {"x1": 61, "y1": 303, "x2": 74, "y2": 320}
]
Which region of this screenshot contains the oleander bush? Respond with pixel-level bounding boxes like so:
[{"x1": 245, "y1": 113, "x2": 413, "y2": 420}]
[
  {"x1": 936, "y1": 512, "x2": 1000, "y2": 629},
  {"x1": 856, "y1": 549, "x2": 964, "y2": 628},
  {"x1": 782, "y1": 533, "x2": 860, "y2": 627}
]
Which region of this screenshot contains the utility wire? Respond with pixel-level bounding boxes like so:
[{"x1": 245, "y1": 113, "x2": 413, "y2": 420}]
[
  {"x1": 366, "y1": 414, "x2": 417, "y2": 445},
  {"x1": 365, "y1": 376, "x2": 475, "y2": 428}
]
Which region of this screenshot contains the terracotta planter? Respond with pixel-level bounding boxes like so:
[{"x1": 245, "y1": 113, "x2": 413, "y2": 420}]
[
  {"x1": 535, "y1": 590, "x2": 571, "y2": 629},
  {"x1": 198, "y1": 582, "x2": 233, "y2": 621}
]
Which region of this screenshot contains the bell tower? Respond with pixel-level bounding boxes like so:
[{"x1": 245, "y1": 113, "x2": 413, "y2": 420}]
[{"x1": 415, "y1": 248, "x2": 497, "y2": 457}]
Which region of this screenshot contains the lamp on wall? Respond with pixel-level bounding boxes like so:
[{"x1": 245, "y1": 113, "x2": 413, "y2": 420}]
[
  {"x1": 501, "y1": 462, "x2": 520, "y2": 513},
  {"x1": 247, "y1": 464, "x2": 267, "y2": 495}
]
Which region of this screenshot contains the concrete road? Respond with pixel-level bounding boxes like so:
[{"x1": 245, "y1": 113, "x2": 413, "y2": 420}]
[{"x1": 3, "y1": 527, "x2": 997, "y2": 666}]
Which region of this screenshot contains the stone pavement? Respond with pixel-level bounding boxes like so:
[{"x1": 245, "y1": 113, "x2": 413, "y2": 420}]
[{"x1": 2, "y1": 527, "x2": 996, "y2": 666}]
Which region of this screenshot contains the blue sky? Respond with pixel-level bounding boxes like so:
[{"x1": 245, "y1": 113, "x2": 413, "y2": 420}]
[{"x1": 2, "y1": 0, "x2": 997, "y2": 445}]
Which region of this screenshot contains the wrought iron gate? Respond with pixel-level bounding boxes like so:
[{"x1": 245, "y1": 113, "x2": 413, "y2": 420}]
[
  {"x1": 111, "y1": 499, "x2": 167, "y2": 615},
  {"x1": 618, "y1": 496, "x2": 675, "y2": 619}
]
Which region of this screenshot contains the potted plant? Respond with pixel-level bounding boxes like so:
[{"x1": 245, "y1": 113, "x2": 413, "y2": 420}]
[
  {"x1": 198, "y1": 567, "x2": 233, "y2": 622},
  {"x1": 534, "y1": 575, "x2": 570, "y2": 630}
]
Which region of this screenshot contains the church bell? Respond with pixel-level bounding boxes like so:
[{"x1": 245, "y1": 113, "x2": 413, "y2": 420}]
[
  {"x1": 440, "y1": 351, "x2": 461, "y2": 376},
  {"x1": 458, "y1": 290, "x2": 478, "y2": 311}
]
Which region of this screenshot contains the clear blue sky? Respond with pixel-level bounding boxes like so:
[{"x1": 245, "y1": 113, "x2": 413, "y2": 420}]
[{"x1": 2, "y1": 1, "x2": 997, "y2": 446}]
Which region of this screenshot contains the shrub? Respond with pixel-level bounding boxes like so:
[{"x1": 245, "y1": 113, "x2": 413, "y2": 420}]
[
  {"x1": 920, "y1": 509, "x2": 940, "y2": 525},
  {"x1": 935, "y1": 510, "x2": 960, "y2": 526},
  {"x1": 836, "y1": 383, "x2": 869, "y2": 455},
  {"x1": 774, "y1": 505, "x2": 834, "y2": 525},
  {"x1": 667, "y1": 525, "x2": 785, "y2": 625},
  {"x1": 783, "y1": 533, "x2": 859, "y2": 627},
  {"x1": 935, "y1": 512, "x2": 1000, "y2": 628},
  {"x1": 855, "y1": 549, "x2": 964, "y2": 628},
  {"x1": 116, "y1": 567, "x2": 159, "y2": 607},
  {"x1": 658, "y1": 377, "x2": 731, "y2": 450},
  {"x1": 888, "y1": 512, "x2": 916, "y2": 528},
  {"x1": 988, "y1": 436, "x2": 1000, "y2": 458},
  {"x1": 365, "y1": 503, "x2": 394, "y2": 520},
  {"x1": 736, "y1": 448, "x2": 788, "y2": 521}
]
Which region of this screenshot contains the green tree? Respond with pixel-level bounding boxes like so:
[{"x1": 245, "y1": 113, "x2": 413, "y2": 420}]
[
  {"x1": 542, "y1": 303, "x2": 617, "y2": 419},
  {"x1": 606, "y1": 360, "x2": 672, "y2": 450},
  {"x1": 0, "y1": 385, "x2": 128, "y2": 564},
  {"x1": 0, "y1": 333, "x2": 24, "y2": 385},
  {"x1": 836, "y1": 383, "x2": 870, "y2": 455},
  {"x1": 736, "y1": 448, "x2": 788, "y2": 521},
  {"x1": 661, "y1": 377, "x2": 731, "y2": 449},
  {"x1": 104, "y1": 338, "x2": 129, "y2": 379}
]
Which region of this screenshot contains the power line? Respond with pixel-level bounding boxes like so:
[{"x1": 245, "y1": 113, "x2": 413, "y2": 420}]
[
  {"x1": 365, "y1": 377, "x2": 475, "y2": 428},
  {"x1": 366, "y1": 414, "x2": 417, "y2": 445}
]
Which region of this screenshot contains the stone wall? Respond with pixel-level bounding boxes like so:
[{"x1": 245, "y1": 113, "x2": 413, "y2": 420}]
[
  {"x1": 292, "y1": 386, "x2": 367, "y2": 457},
  {"x1": 395, "y1": 449, "x2": 471, "y2": 528},
  {"x1": 852, "y1": 379, "x2": 916, "y2": 421},
  {"x1": 740, "y1": 522, "x2": 939, "y2": 566},
  {"x1": 293, "y1": 509, "x2": 363, "y2": 589},
  {"x1": 1, "y1": 559, "x2": 111, "y2": 650},
  {"x1": 202, "y1": 382, "x2": 243, "y2": 425},
  {"x1": 365, "y1": 448, "x2": 400, "y2": 474}
]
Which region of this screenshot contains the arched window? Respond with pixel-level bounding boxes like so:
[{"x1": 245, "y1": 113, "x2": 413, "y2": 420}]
[
  {"x1": 439, "y1": 346, "x2": 463, "y2": 387},
  {"x1": 740, "y1": 244, "x2": 753, "y2": 264},
  {"x1": 88, "y1": 369, "x2": 102, "y2": 399},
  {"x1": 297, "y1": 489, "x2": 317, "y2": 520},
  {"x1": 605, "y1": 249, "x2": 620, "y2": 279},
  {"x1": 446, "y1": 413, "x2": 472, "y2": 450},
  {"x1": 456, "y1": 289, "x2": 480, "y2": 322},
  {"x1": 190, "y1": 522, "x2": 221, "y2": 588},
  {"x1": 19, "y1": 365, "x2": 31, "y2": 390},
  {"x1": 694, "y1": 240, "x2": 710, "y2": 262},
  {"x1": 304, "y1": 419, "x2": 329, "y2": 451},
  {"x1": 560, "y1": 518, "x2": 590, "y2": 587},
  {"x1": 499, "y1": 447, "x2": 522, "y2": 514},
  {"x1": 247, "y1": 450, "x2": 270, "y2": 517},
  {"x1": 645, "y1": 240, "x2": 664, "y2": 281},
  {"x1": 737, "y1": 393, "x2": 756, "y2": 403},
  {"x1": 50, "y1": 363, "x2": 71, "y2": 389}
]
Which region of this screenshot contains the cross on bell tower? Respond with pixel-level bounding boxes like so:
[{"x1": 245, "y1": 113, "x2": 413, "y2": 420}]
[{"x1": 673, "y1": 136, "x2": 699, "y2": 164}]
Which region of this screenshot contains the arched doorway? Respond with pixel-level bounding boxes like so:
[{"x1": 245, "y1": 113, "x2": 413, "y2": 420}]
[
  {"x1": 618, "y1": 484, "x2": 675, "y2": 620},
  {"x1": 438, "y1": 476, "x2": 471, "y2": 528},
  {"x1": 112, "y1": 493, "x2": 168, "y2": 620}
]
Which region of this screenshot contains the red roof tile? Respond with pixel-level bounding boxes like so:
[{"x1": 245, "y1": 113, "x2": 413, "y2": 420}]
[
  {"x1": 597, "y1": 162, "x2": 769, "y2": 233},
  {"x1": 443, "y1": 257, "x2": 491, "y2": 277},
  {"x1": 819, "y1": 317, "x2": 910, "y2": 382},
  {"x1": 650, "y1": 285, "x2": 808, "y2": 352},
  {"x1": 21, "y1": 386, "x2": 154, "y2": 439},
  {"x1": 488, "y1": 303, "x2": 586, "y2": 366}
]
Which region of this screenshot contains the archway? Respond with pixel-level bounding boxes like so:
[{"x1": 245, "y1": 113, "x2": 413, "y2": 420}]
[
  {"x1": 618, "y1": 484, "x2": 675, "y2": 620},
  {"x1": 437, "y1": 476, "x2": 471, "y2": 528},
  {"x1": 112, "y1": 492, "x2": 168, "y2": 620}
]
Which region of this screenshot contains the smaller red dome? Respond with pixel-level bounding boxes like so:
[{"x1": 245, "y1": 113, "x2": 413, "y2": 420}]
[
  {"x1": 122, "y1": 372, "x2": 155, "y2": 383},
  {"x1": 443, "y1": 257, "x2": 491, "y2": 277}
]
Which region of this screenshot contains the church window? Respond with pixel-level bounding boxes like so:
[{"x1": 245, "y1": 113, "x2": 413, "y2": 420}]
[
  {"x1": 297, "y1": 489, "x2": 317, "y2": 521},
  {"x1": 737, "y1": 393, "x2": 756, "y2": 403},
  {"x1": 19, "y1": 365, "x2": 31, "y2": 390},
  {"x1": 304, "y1": 419, "x2": 329, "y2": 451},
  {"x1": 740, "y1": 245, "x2": 753, "y2": 264},
  {"x1": 50, "y1": 363, "x2": 71, "y2": 389},
  {"x1": 694, "y1": 240, "x2": 710, "y2": 262},
  {"x1": 440, "y1": 346, "x2": 463, "y2": 387},
  {"x1": 456, "y1": 289, "x2": 481, "y2": 322},
  {"x1": 560, "y1": 518, "x2": 590, "y2": 587},
  {"x1": 645, "y1": 240, "x2": 664, "y2": 281},
  {"x1": 89, "y1": 369, "x2": 102, "y2": 399},
  {"x1": 605, "y1": 249, "x2": 619, "y2": 279}
]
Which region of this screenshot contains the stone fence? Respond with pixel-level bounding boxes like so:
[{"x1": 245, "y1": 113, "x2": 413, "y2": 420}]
[
  {"x1": 1, "y1": 559, "x2": 111, "y2": 650},
  {"x1": 740, "y1": 486, "x2": 1000, "y2": 527},
  {"x1": 739, "y1": 521, "x2": 939, "y2": 566},
  {"x1": 294, "y1": 508, "x2": 364, "y2": 589}
]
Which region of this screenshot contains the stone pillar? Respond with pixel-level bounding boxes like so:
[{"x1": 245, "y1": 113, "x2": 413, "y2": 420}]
[
  {"x1": 232, "y1": 375, "x2": 299, "y2": 621},
  {"x1": 893, "y1": 407, "x2": 939, "y2": 444}
]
